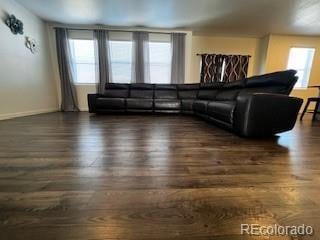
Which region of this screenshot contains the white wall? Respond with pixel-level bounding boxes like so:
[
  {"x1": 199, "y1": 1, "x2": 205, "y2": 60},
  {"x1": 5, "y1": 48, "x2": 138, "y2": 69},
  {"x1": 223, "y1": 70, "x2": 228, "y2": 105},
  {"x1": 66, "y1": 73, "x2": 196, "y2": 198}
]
[{"x1": 0, "y1": 0, "x2": 58, "y2": 120}]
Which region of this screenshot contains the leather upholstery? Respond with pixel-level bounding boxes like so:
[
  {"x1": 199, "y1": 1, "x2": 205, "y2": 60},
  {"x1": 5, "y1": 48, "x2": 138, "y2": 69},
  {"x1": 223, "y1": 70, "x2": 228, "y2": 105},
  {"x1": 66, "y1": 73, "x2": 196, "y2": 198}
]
[
  {"x1": 222, "y1": 79, "x2": 246, "y2": 89},
  {"x1": 197, "y1": 83, "x2": 223, "y2": 100},
  {"x1": 88, "y1": 70, "x2": 302, "y2": 137},
  {"x1": 215, "y1": 89, "x2": 241, "y2": 101},
  {"x1": 154, "y1": 99, "x2": 181, "y2": 110},
  {"x1": 177, "y1": 84, "x2": 199, "y2": 90},
  {"x1": 181, "y1": 99, "x2": 195, "y2": 113},
  {"x1": 244, "y1": 70, "x2": 297, "y2": 95},
  {"x1": 239, "y1": 86, "x2": 288, "y2": 95},
  {"x1": 193, "y1": 100, "x2": 209, "y2": 114},
  {"x1": 104, "y1": 83, "x2": 129, "y2": 98},
  {"x1": 245, "y1": 70, "x2": 296, "y2": 87},
  {"x1": 130, "y1": 84, "x2": 154, "y2": 98},
  {"x1": 213, "y1": 79, "x2": 245, "y2": 101},
  {"x1": 207, "y1": 101, "x2": 236, "y2": 124},
  {"x1": 88, "y1": 93, "x2": 99, "y2": 113},
  {"x1": 96, "y1": 98, "x2": 126, "y2": 110},
  {"x1": 126, "y1": 98, "x2": 153, "y2": 110},
  {"x1": 198, "y1": 89, "x2": 220, "y2": 100},
  {"x1": 154, "y1": 85, "x2": 178, "y2": 99},
  {"x1": 234, "y1": 92, "x2": 303, "y2": 137},
  {"x1": 177, "y1": 84, "x2": 199, "y2": 99}
]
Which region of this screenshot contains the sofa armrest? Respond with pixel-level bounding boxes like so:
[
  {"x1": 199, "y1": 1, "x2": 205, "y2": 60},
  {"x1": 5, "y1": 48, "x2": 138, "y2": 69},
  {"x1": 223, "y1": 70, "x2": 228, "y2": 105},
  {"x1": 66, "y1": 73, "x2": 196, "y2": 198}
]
[
  {"x1": 234, "y1": 93, "x2": 303, "y2": 137},
  {"x1": 87, "y1": 94, "x2": 101, "y2": 113}
]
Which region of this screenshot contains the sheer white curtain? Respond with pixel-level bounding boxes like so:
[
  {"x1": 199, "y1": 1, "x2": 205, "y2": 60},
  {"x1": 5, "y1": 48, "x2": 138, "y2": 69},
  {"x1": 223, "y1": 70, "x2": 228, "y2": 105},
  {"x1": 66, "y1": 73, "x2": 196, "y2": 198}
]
[
  {"x1": 55, "y1": 28, "x2": 79, "y2": 112},
  {"x1": 171, "y1": 33, "x2": 186, "y2": 84},
  {"x1": 94, "y1": 30, "x2": 112, "y2": 94},
  {"x1": 132, "y1": 32, "x2": 150, "y2": 83}
]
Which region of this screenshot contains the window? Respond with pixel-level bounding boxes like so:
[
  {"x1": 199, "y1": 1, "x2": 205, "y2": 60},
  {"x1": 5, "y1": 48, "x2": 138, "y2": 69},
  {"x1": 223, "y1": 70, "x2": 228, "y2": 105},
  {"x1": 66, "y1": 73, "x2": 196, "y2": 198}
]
[
  {"x1": 69, "y1": 39, "x2": 96, "y2": 84},
  {"x1": 68, "y1": 31, "x2": 177, "y2": 84},
  {"x1": 149, "y1": 41, "x2": 172, "y2": 84},
  {"x1": 287, "y1": 47, "x2": 315, "y2": 89},
  {"x1": 149, "y1": 33, "x2": 172, "y2": 84},
  {"x1": 109, "y1": 40, "x2": 133, "y2": 83}
]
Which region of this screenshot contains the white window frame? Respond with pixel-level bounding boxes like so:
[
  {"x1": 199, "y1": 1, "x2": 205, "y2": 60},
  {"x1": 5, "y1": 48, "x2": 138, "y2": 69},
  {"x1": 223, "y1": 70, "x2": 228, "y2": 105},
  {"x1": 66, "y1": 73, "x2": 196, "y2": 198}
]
[
  {"x1": 68, "y1": 30, "x2": 96, "y2": 85},
  {"x1": 109, "y1": 32, "x2": 133, "y2": 84},
  {"x1": 148, "y1": 33, "x2": 172, "y2": 84},
  {"x1": 287, "y1": 47, "x2": 315, "y2": 89}
]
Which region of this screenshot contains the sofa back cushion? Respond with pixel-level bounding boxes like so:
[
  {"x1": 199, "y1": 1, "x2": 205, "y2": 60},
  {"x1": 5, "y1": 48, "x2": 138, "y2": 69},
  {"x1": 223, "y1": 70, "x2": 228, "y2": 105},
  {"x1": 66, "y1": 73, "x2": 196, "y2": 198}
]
[
  {"x1": 221, "y1": 79, "x2": 246, "y2": 89},
  {"x1": 154, "y1": 84, "x2": 178, "y2": 99},
  {"x1": 244, "y1": 70, "x2": 297, "y2": 95},
  {"x1": 129, "y1": 84, "x2": 154, "y2": 99},
  {"x1": 215, "y1": 89, "x2": 241, "y2": 101},
  {"x1": 213, "y1": 80, "x2": 245, "y2": 101},
  {"x1": 104, "y1": 83, "x2": 129, "y2": 98},
  {"x1": 177, "y1": 84, "x2": 199, "y2": 99},
  {"x1": 239, "y1": 86, "x2": 289, "y2": 95},
  {"x1": 197, "y1": 83, "x2": 224, "y2": 100}
]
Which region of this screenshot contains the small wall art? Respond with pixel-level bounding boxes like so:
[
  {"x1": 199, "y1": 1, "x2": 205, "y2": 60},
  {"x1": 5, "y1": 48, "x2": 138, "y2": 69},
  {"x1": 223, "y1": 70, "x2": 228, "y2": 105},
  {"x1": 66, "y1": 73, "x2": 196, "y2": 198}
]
[
  {"x1": 5, "y1": 14, "x2": 24, "y2": 35},
  {"x1": 25, "y1": 37, "x2": 39, "y2": 54}
]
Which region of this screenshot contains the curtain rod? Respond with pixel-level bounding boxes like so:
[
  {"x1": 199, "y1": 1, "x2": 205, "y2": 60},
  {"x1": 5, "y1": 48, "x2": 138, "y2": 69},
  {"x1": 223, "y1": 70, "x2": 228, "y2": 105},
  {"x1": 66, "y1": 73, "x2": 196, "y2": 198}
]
[
  {"x1": 52, "y1": 26, "x2": 187, "y2": 35},
  {"x1": 197, "y1": 53, "x2": 252, "y2": 57}
]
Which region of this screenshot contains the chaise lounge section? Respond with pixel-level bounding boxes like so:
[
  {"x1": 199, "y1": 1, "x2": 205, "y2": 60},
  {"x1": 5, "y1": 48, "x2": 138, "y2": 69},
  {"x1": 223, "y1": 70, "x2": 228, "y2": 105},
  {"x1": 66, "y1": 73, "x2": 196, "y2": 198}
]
[{"x1": 88, "y1": 70, "x2": 303, "y2": 137}]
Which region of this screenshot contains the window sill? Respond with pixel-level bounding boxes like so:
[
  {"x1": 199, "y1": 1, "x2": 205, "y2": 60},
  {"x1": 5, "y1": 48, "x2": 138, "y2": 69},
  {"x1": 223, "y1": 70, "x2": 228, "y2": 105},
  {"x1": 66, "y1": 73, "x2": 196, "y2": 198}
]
[
  {"x1": 74, "y1": 83, "x2": 97, "y2": 86},
  {"x1": 293, "y1": 87, "x2": 308, "y2": 90}
]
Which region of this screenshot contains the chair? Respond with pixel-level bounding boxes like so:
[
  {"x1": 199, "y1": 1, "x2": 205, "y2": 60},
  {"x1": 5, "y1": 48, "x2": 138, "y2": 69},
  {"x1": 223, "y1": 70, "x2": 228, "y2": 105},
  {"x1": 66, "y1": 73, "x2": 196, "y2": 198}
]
[{"x1": 300, "y1": 97, "x2": 320, "y2": 120}]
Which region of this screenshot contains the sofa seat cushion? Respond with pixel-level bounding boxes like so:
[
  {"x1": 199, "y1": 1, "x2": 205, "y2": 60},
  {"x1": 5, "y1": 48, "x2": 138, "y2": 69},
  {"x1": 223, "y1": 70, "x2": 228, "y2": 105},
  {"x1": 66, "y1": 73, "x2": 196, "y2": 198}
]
[
  {"x1": 193, "y1": 100, "x2": 209, "y2": 114},
  {"x1": 154, "y1": 99, "x2": 181, "y2": 110},
  {"x1": 126, "y1": 98, "x2": 153, "y2": 110},
  {"x1": 96, "y1": 98, "x2": 126, "y2": 109},
  {"x1": 207, "y1": 101, "x2": 236, "y2": 124},
  {"x1": 181, "y1": 99, "x2": 195, "y2": 112}
]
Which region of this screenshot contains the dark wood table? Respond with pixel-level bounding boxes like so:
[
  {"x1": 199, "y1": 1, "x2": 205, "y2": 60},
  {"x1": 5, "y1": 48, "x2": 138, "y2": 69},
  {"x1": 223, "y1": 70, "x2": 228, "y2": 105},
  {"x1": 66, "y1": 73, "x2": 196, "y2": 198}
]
[{"x1": 300, "y1": 85, "x2": 320, "y2": 120}]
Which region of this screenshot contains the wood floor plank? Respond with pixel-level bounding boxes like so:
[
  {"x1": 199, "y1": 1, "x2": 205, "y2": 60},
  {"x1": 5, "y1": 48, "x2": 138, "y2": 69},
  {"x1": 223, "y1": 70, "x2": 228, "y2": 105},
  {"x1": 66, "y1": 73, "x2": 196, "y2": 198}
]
[{"x1": 0, "y1": 112, "x2": 319, "y2": 239}]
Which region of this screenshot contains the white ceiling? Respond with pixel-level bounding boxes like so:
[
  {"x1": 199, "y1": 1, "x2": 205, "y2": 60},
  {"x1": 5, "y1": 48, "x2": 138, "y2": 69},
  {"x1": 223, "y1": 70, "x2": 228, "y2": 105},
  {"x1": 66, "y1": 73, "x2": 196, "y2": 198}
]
[{"x1": 16, "y1": 0, "x2": 320, "y2": 37}]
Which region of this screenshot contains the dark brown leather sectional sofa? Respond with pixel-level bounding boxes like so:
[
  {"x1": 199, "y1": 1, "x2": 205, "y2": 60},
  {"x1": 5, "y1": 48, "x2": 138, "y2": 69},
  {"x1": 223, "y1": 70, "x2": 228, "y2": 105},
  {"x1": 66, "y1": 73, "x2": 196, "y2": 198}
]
[{"x1": 88, "y1": 70, "x2": 303, "y2": 137}]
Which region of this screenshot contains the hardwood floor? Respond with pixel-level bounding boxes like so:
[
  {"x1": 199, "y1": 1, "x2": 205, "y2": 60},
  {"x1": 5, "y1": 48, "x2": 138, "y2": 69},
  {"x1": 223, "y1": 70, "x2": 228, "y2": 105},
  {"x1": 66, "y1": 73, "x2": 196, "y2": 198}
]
[{"x1": 0, "y1": 112, "x2": 319, "y2": 240}]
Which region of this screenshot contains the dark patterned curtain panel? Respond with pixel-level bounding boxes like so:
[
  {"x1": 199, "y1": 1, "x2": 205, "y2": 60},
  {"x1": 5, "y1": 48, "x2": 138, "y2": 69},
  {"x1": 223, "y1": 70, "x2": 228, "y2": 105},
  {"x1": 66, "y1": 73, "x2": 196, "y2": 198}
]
[
  {"x1": 200, "y1": 54, "x2": 224, "y2": 83},
  {"x1": 200, "y1": 54, "x2": 250, "y2": 83},
  {"x1": 223, "y1": 55, "x2": 250, "y2": 82}
]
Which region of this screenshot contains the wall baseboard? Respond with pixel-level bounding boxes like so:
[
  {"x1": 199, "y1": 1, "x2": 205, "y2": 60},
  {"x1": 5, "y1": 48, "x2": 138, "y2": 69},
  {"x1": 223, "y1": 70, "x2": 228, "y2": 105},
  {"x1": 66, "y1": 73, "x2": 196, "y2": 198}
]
[{"x1": 0, "y1": 108, "x2": 59, "y2": 121}]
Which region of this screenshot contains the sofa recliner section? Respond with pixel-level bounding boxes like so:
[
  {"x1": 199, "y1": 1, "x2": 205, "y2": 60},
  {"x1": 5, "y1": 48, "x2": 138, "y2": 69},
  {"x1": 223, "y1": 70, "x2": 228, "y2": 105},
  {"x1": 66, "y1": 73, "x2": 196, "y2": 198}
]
[{"x1": 88, "y1": 70, "x2": 303, "y2": 137}]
